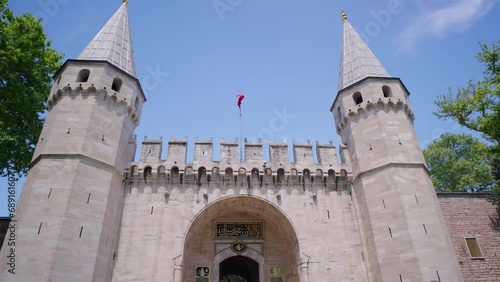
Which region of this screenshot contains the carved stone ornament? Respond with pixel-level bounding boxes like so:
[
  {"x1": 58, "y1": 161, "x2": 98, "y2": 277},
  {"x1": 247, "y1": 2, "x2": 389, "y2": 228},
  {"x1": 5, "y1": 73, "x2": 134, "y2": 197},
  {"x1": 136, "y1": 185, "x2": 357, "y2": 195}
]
[{"x1": 230, "y1": 241, "x2": 248, "y2": 254}]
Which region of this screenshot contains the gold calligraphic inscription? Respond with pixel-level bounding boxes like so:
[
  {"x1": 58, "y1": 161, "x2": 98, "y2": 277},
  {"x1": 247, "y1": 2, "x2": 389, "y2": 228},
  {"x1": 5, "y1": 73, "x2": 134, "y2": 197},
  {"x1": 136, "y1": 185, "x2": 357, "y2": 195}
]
[{"x1": 216, "y1": 223, "x2": 262, "y2": 238}]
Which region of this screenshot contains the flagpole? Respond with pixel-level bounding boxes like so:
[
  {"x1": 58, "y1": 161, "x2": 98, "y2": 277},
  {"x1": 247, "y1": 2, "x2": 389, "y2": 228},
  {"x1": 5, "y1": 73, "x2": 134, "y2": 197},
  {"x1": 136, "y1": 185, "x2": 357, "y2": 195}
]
[
  {"x1": 236, "y1": 93, "x2": 245, "y2": 162},
  {"x1": 239, "y1": 107, "x2": 243, "y2": 162}
]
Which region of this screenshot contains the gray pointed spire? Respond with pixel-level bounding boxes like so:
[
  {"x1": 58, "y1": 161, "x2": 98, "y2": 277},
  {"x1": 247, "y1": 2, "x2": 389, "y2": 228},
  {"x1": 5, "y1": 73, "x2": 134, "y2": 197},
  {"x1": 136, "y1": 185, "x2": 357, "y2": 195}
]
[
  {"x1": 337, "y1": 19, "x2": 390, "y2": 91},
  {"x1": 78, "y1": 3, "x2": 137, "y2": 77}
]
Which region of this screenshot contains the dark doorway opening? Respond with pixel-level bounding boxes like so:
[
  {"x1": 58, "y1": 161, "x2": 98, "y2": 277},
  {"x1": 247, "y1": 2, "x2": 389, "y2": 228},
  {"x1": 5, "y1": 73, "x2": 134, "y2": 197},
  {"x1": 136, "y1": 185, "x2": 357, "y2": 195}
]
[{"x1": 220, "y1": 256, "x2": 259, "y2": 282}]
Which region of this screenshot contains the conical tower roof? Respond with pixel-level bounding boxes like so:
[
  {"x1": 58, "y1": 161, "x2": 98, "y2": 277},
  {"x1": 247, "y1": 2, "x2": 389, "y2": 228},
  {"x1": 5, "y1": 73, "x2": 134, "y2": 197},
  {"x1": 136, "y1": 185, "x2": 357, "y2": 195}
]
[
  {"x1": 78, "y1": 2, "x2": 137, "y2": 77},
  {"x1": 337, "y1": 13, "x2": 390, "y2": 91}
]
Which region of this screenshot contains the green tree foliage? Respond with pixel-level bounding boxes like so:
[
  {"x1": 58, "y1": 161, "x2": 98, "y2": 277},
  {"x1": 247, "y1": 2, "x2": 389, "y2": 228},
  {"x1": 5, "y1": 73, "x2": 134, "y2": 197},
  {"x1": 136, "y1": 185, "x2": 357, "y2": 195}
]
[
  {"x1": 0, "y1": 0, "x2": 63, "y2": 177},
  {"x1": 488, "y1": 158, "x2": 500, "y2": 206},
  {"x1": 434, "y1": 41, "x2": 500, "y2": 153},
  {"x1": 423, "y1": 133, "x2": 495, "y2": 193}
]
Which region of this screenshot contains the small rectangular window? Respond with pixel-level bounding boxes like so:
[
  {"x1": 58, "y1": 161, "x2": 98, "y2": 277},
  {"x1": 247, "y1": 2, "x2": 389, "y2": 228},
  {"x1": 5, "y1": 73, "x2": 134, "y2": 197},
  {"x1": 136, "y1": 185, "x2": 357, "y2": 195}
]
[{"x1": 465, "y1": 237, "x2": 484, "y2": 259}]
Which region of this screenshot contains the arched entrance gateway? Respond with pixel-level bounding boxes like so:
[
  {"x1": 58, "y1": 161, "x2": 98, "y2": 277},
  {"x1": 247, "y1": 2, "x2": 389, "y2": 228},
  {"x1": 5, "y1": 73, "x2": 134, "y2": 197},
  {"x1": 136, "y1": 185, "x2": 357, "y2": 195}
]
[{"x1": 182, "y1": 196, "x2": 301, "y2": 282}]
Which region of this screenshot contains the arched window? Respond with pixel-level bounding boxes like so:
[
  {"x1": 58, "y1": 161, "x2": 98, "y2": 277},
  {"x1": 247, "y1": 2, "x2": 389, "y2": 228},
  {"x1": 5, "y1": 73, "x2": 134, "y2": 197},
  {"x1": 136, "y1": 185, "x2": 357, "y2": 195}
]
[
  {"x1": 353, "y1": 92, "x2": 363, "y2": 105},
  {"x1": 157, "y1": 165, "x2": 167, "y2": 178},
  {"x1": 212, "y1": 167, "x2": 221, "y2": 181},
  {"x1": 198, "y1": 167, "x2": 206, "y2": 182},
  {"x1": 144, "y1": 166, "x2": 152, "y2": 180},
  {"x1": 382, "y1": 85, "x2": 392, "y2": 98},
  {"x1": 185, "y1": 166, "x2": 194, "y2": 180},
  {"x1": 265, "y1": 168, "x2": 272, "y2": 176},
  {"x1": 171, "y1": 166, "x2": 179, "y2": 179},
  {"x1": 77, "y1": 69, "x2": 90, "y2": 82},
  {"x1": 303, "y1": 169, "x2": 311, "y2": 183},
  {"x1": 225, "y1": 168, "x2": 233, "y2": 181},
  {"x1": 130, "y1": 165, "x2": 138, "y2": 177},
  {"x1": 327, "y1": 169, "x2": 335, "y2": 182},
  {"x1": 339, "y1": 169, "x2": 348, "y2": 181},
  {"x1": 277, "y1": 168, "x2": 285, "y2": 183},
  {"x1": 251, "y1": 168, "x2": 259, "y2": 181},
  {"x1": 238, "y1": 168, "x2": 246, "y2": 179},
  {"x1": 112, "y1": 78, "x2": 122, "y2": 92}
]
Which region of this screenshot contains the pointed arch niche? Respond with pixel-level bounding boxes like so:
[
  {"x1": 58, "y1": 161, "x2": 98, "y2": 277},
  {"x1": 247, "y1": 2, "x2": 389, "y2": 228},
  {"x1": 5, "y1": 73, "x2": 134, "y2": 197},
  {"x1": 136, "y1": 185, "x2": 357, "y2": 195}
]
[{"x1": 181, "y1": 196, "x2": 301, "y2": 282}]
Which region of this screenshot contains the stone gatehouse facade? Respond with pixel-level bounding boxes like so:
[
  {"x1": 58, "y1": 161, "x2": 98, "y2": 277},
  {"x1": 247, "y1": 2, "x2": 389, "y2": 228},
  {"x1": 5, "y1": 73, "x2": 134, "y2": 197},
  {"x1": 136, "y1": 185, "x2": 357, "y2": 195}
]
[{"x1": 0, "y1": 3, "x2": 498, "y2": 282}]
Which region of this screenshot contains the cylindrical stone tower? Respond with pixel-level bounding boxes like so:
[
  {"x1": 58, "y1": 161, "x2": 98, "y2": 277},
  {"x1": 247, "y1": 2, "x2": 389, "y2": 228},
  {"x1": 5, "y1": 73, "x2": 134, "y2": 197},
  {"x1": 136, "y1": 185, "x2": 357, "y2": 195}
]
[
  {"x1": 0, "y1": 3, "x2": 146, "y2": 281},
  {"x1": 331, "y1": 11, "x2": 464, "y2": 282}
]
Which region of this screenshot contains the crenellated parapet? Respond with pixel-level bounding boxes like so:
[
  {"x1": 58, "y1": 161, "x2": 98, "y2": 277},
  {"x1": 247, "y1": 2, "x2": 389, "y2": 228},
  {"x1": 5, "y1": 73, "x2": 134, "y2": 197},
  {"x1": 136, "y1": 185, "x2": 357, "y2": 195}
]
[
  {"x1": 46, "y1": 60, "x2": 145, "y2": 127},
  {"x1": 336, "y1": 97, "x2": 415, "y2": 134},
  {"x1": 47, "y1": 84, "x2": 140, "y2": 126},
  {"x1": 125, "y1": 136, "x2": 353, "y2": 193}
]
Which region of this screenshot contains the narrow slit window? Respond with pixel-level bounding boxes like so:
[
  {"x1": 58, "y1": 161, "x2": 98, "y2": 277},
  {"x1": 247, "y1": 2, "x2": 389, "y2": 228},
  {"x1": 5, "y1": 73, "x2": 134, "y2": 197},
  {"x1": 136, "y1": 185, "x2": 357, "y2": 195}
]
[
  {"x1": 336, "y1": 107, "x2": 342, "y2": 121},
  {"x1": 465, "y1": 237, "x2": 484, "y2": 258},
  {"x1": 38, "y1": 222, "x2": 43, "y2": 234},
  {"x1": 134, "y1": 97, "x2": 140, "y2": 111}
]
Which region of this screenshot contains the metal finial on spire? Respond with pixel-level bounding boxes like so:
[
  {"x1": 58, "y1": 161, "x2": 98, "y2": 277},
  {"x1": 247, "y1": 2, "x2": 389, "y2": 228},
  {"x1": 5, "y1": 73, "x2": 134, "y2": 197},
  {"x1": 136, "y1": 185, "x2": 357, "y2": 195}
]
[
  {"x1": 341, "y1": 9, "x2": 348, "y2": 22},
  {"x1": 123, "y1": 0, "x2": 128, "y2": 5}
]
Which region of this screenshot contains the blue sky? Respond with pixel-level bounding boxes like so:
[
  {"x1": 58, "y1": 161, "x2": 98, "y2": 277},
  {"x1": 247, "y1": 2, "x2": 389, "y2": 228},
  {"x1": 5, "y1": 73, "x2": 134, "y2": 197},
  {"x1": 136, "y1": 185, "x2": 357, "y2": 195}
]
[{"x1": 1, "y1": 0, "x2": 499, "y2": 216}]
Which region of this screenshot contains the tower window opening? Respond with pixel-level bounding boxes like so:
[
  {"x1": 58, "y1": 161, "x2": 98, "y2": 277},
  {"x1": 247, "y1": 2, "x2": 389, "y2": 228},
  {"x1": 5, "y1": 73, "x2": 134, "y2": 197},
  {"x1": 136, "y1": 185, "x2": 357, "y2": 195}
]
[
  {"x1": 277, "y1": 168, "x2": 285, "y2": 183},
  {"x1": 112, "y1": 78, "x2": 122, "y2": 92},
  {"x1": 77, "y1": 69, "x2": 90, "y2": 82},
  {"x1": 134, "y1": 97, "x2": 140, "y2": 111},
  {"x1": 382, "y1": 85, "x2": 393, "y2": 97},
  {"x1": 336, "y1": 107, "x2": 342, "y2": 122},
  {"x1": 38, "y1": 222, "x2": 43, "y2": 234},
  {"x1": 144, "y1": 167, "x2": 152, "y2": 180},
  {"x1": 353, "y1": 92, "x2": 363, "y2": 105}
]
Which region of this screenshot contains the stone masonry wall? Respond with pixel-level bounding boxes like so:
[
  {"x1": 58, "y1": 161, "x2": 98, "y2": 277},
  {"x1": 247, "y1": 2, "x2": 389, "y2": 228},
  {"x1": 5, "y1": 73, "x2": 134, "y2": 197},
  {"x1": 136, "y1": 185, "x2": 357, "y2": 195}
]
[{"x1": 438, "y1": 194, "x2": 500, "y2": 282}]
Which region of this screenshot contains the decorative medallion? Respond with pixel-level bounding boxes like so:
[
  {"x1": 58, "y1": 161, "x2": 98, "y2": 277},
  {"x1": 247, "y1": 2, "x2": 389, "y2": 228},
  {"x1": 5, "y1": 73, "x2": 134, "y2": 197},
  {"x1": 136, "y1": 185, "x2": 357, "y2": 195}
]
[
  {"x1": 230, "y1": 241, "x2": 248, "y2": 254},
  {"x1": 194, "y1": 266, "x2": 210, "y2": 282}
]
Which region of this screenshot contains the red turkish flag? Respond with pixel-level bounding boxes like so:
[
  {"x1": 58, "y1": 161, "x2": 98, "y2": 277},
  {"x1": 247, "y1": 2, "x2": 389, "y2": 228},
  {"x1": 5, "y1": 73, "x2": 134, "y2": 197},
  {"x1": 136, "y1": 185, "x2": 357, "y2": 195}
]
[{"x1": 237, "y1": 94, "x2": 245, "y2": 109}]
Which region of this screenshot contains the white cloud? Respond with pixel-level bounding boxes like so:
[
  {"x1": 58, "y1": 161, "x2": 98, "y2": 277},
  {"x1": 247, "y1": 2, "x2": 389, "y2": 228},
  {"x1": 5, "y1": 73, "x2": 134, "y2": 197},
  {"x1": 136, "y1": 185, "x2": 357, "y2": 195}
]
[{"x1": 397, "y1": 0, "x2": 497, "y2": 53}]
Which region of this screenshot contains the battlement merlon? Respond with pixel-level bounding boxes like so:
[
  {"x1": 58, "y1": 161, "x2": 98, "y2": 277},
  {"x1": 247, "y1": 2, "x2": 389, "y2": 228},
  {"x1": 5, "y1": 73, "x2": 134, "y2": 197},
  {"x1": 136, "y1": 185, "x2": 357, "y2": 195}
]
[
  {"x1": 245, "y1": 139, "x2": 264, "y2": 163},
  {"x1": 269, "y1": 141, "x2": 288, "y2": 164},
  {"x1": 136, "y1": 137, "x2": 352, "y2": 174}
]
